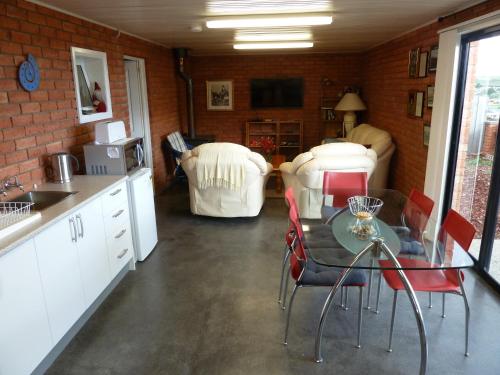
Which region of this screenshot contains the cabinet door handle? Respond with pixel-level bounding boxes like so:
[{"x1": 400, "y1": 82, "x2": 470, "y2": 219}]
[
  {"x1": 115, "y1": 229, "x2": 126, "y2": 239},
  {"x1": 110, "y1": 188, "x2": 122, "y2": 196},
  {"x1": 75, "y1": 214, "x2": 84, "y2": 238},
  {"x1": 117, "y1": 248, "x2": 128, "y2": 259},
  {"x1": 69, "y1": 217, "x2": 77, "y2": 242},
  {"x1": 112, "y1": 209, "x2": 124, "y2": 218}
]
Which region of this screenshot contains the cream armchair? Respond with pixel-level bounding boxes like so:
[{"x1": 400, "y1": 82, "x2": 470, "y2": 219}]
[
  {"x1": 280, "y1": 143, "x2": 377, "y2": 218},
  {"x1": 181, "y1": 143, "x2": 272, "y2": 217},
  {"x1": 343, "y1": 124, "x2": 395, "y2": 189}
]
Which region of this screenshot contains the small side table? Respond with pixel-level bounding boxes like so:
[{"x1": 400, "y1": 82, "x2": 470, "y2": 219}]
[{"x1": 271, "y1": 154, "x2": 286, "y2": 193}]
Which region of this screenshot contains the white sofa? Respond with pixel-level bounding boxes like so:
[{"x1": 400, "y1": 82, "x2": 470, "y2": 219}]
[
  {"x1": 181, "y1": 142, "x2": 272, "y2": 217},
  {"x1": 280, "y1": 142, "x2": 377, "y2": 218},
  {"x1": 342, "y1": 124, "x2": 395, "y2": 189}
]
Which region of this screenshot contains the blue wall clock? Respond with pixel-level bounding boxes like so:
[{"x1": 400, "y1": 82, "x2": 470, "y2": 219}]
[{"x1": 18, "y1": 54, "x2": 40, "y2": 92}]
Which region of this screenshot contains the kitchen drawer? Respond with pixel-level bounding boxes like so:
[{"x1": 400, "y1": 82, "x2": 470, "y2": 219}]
[
  {"x1": 107, "y1": 224, "x2": 134, "y2": 276},
  {"x1": 103, "y1": 204, "x2": 130, "y2": 235},
  {"x1": 101, "y1": 182, "x2": 128, "y2": 215}
]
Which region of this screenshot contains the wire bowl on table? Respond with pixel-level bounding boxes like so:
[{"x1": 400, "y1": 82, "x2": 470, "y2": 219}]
[
  {"x1": 348, "y1": 196, "x2": 384, "y2": 217},
  {"x1": 0, "y1": 201, "x2": 34, "y2": 229}
]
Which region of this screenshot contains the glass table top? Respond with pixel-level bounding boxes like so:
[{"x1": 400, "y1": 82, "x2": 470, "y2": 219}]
[{"x1": 302, "y1": 189, "x2": 475, "y2": 270}]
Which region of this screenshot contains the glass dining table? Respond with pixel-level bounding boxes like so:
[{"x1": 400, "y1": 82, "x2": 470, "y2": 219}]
[{"x1": 300, "y1": 189, "x2": 474, "y2": 375}]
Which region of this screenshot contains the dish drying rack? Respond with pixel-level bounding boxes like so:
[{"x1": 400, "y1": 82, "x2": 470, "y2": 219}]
[{"x1": 0, "y1": 202, "x2": 34, "y2": 229}]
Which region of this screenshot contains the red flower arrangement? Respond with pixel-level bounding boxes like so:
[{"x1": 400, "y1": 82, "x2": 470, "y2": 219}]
[{"x1": 260, "y1": 136, "x2": 276, "y2": 160}]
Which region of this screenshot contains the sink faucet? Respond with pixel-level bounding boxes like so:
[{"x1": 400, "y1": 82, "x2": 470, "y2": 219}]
[{"x1": 3, "y1": 176, "x2": 24, "y2": 192}]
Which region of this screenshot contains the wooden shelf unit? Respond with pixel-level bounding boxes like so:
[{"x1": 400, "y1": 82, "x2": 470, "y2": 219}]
[
  {"x1": 320, "y1": 96, "x2": 342, "y2": 139},
  {"x1": 245, "y1": 120, "x2": 303, "y2": 161}
]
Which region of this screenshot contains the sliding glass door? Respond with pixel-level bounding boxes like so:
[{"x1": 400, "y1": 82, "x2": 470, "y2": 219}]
[{"x1": 444, "y1": 29, "x2": 500, "y2": 285}]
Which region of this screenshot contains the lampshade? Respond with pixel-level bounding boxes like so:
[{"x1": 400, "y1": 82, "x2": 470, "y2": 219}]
[{"x1": 335, "y1": 93, "x2": 367, "y2": 111}]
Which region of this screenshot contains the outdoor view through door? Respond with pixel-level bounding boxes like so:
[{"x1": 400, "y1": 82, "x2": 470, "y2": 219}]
[{"x1": 447, "y1": 32, "x2": 500, "y2": 285}]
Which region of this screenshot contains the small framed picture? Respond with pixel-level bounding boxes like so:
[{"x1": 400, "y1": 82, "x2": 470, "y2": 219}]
[
  {"x1": 423, "y1": 123, "x2": 431, "y2": 146},
  {"x1": 428, "y1": 45, "x2": 438, "y2": 72},
  {"x1": 418, "y1": 52, "x2": 428, "y2": 78},
  {"x1": 408, "y1": 48, "x2": 420, "y2": 78},
  {"x1": 408, "y1": 91, "x2": 424, "y2": 118},
  {"x1": 427, "y1": 85, "x2": 434, "y2": 108},
  {"x1": 206, "y1": 80, "x2": 233, "y2": 110}
]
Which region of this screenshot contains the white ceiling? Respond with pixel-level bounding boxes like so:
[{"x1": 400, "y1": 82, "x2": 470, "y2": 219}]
[{"x1": 34, "y1": 0, "x2": 483, "y2": 54}]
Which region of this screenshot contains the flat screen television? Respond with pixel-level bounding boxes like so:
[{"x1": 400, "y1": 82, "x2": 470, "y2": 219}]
[{"x1": 250, "y1": 78, "x2": 303, "y2": 108}]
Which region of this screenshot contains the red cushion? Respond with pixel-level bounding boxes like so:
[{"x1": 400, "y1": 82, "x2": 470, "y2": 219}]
[{"x1": 379, "y1": 258, "x2": 461, "y2": 293}]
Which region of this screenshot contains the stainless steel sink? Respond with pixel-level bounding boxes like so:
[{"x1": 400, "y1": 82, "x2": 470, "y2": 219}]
[{"x1": 12, "y1": 191, "x2": 77, "y2": 211}]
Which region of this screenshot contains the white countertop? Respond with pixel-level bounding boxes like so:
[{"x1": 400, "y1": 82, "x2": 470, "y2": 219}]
[{"x1": 0, "y1": 175, "x2": 128, "y2": 258}]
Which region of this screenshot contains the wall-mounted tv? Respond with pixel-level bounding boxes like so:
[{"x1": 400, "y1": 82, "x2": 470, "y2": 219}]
[{"x1": 250, "y1": 78, "x2": 303, "y2": 108}]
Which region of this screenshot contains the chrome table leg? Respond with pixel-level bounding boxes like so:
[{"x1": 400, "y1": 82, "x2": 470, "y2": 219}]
[{"x1": 365, "y1": 258, "x2": 375, "y2": 310}]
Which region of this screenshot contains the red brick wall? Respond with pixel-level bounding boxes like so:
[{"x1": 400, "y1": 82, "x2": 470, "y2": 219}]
[
  {"x1": 0, "y1": 0, "x2": 179, "y2": 192},
  {"x1": 362, "y1": 0, "x2": 500, "y2": 194},
  {"x1": 187, "y1": 54, "x2": 363, "y2": 150}
]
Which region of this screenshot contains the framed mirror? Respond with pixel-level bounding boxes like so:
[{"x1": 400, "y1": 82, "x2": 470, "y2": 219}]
[{"x1": 71, "y1": 47, "x2": 113, "y2": 124}]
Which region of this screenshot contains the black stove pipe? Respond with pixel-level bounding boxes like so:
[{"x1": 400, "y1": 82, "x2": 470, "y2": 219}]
[{"x1": 174, "y1": 48, "x2": 195, "y2": 139}]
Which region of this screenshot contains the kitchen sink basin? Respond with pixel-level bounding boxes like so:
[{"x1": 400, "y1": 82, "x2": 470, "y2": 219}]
[{"x1": 11, "y1": 191, "x2": 77, "y2": 211}]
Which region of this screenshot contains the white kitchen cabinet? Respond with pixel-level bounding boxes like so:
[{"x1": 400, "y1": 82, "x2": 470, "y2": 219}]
[
  {"x1": 0, "y1": 240, "x2": 53, "y2": 375},
  {"x1": 75, "y1": 198, "x2": 111, "y2": 305},
  {"x1": 34, "y1": 216, "x2": 86, "y2": 344}
]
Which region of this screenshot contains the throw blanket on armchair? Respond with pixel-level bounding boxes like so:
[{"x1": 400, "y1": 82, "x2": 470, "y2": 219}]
[{"x1": 196, "y1": 148, "x2": 246, "y2": 191}]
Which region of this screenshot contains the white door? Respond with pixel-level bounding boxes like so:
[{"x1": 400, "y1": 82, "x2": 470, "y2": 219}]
[
  {"x1": 75, "y1": 198, "x2": 111, "y2": 305},
  {"x1": 124, "y1": 57, "x2": 153, "y2": 174},
  {"x1": 130, "y1": 168, "x2": 158, "y2": 261},
  {"x1": 35, "y1": 216, "x2": 86, "y2": 343},
  {"x1": 0, "y1": 240, "x2": 53, "y2": 375}
]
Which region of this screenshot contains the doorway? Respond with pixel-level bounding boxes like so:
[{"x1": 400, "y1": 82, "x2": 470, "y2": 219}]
[
  {"x1": 444, "y1": 29, "x2": 500, "y2": 286},
  {"x1": 124, "y1": 56, "x2": 154, "y2": 175}
]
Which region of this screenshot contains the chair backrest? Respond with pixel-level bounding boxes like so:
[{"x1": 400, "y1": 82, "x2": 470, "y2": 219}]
[
  {"x1": 167, "y1": 131, "x2": 189, "y2": 153},
  {"x1": 441, "y1": 209, "x2": 476, "y2": 252},
  {"x1": 289, "y1": 223, "x2": 308, "y2": 281},
  {"x1": 285, "y1": 187, "x2": 304, "y2": 239},
  {"x1": 403, "y1": 188, "x2": 434, "y2": 237},
  {"x1": 322, "y1": 171, "x2": 368, "y2": 208}
]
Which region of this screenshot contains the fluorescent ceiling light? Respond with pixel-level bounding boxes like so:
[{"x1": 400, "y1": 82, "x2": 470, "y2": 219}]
[
  {"x1": 207, "y1": 0, "x2": 332, "y2": 15},
  {"x1": 234, "y1": 42, "x2": 314, "y2": 50},
  {"x1": 207, "y1": 16, "x2": 332, "y2": 29},
  {"x1": 235, "y1": 32, "x2": 312, "y2": 42}
]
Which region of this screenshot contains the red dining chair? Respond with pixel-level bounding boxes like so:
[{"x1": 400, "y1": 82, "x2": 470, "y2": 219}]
[
  {"x1": 321, "y1": 171, "x2": 368, "y2": 223},
  {"x1": 379, "y1": 209, "x2": 476, "y2": 356},
  {"x1": 283, "y1": 217, "x2": 368, "y2": 349},
  {"x1": 374, "y1": 188, "x2": 435, "y2": 312}
]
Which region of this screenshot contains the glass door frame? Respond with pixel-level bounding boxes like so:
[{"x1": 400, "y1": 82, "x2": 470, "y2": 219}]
[{"x1": 443, "y1": 27, "x2": 500, "y2": 290}]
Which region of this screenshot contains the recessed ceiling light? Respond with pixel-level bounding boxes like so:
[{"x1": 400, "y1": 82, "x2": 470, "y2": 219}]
[
  {"x1": 234, "y1": 42, "x2": 314, "y2": 50},
  {"x1": 207, "y1": 15, "x2": 332, "y2": 29},
  {"x1": 235, "y1": 32, "x2": 312, "y2": 42}
]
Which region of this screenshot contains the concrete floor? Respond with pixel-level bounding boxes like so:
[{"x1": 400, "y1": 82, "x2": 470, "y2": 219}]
[{"x1": 48, "y1": 184, "x2": 500, "y2": 375}]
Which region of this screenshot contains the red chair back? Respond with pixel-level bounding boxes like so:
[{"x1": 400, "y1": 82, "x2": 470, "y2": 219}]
[
  {"x1": 404, "y1": 188, "x2": 434, "y2": 237},
  {"x1": 322, "y1": 171, "x2": 368, "y2": 208},
  {"x1": 285, "y1": 187, "x2": 304, "y2": 239},
  {"x1": 289, "y1": 234, "x2": 307, "y2": 281},
  {"x1": 442, "y1": 209, "x2": 476, "y2": 252}
]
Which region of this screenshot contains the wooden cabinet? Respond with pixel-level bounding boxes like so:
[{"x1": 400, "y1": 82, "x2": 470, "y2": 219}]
[
  {"x1": 245, "y1": 120, "x2": 303, "y2": 161},
  {"x1": 0, "y1": 239, "x2": 53, "y2": 375},
  {"x1": 321, "y1": 96, "x2": 342, "y2": 139}
]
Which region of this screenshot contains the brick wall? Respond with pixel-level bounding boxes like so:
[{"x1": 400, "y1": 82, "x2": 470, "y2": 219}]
[
  {"x1": 0, "y1": 0, "x2": 179, "y2": 193},
  {"x1": 362, "y1": 0, "x2": 500, "y2": 194},
  {"x1": 187, "y1": 53, "x2": 363, "y2": 150}
]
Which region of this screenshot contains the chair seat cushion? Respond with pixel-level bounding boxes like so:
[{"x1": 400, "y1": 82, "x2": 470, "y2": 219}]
[
  {"x1": 299, "y1": 261, "x2": 367, "y2": 287},
  {"x1": 380, "y1": 258, "x2": 460, "y2": 293}
]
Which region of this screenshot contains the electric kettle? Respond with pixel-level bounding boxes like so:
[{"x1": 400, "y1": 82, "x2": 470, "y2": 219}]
[{"x1": 46, "y1": 153, "x2": 79, "y2": 183}]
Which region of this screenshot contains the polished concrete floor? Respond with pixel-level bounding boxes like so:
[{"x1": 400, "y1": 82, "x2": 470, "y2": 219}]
[{"x1": 48, "y1": 184, "x2": 500, "y2": 375}]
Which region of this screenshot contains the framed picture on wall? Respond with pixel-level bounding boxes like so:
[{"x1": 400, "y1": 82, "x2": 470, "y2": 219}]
[
  {"x1": 408, "y1": 48, "x2": 420, "y2": 78},
  {"x1": 427, "y1": 85, "x2": 434, "y2": 108},
  {"x1": 428, "y1": 45, "x2": 438, "y2": 72},
  {"x1": 206, "y1": 80, "x2": 233, "y2": 110},
  {"x1": 418, "y1": 51, "x2": 428, "y2": 78},
  {"x1": 423, "y1": 123, "x2": 431, "y2": 146},
  {"x1": 408, "y1": 91, "x2": 425, "y2": 117}
]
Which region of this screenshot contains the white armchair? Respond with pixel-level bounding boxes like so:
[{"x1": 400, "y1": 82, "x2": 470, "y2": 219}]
[
  {"x1": 343, "y1": 124, "x2": 395, "y2": 189},
  {"x1": 181, "y1": 142, "x2": 272, "y2": 217},
  {"x1": 280, "y1": 142, "x2": 377, "y2": 218}
]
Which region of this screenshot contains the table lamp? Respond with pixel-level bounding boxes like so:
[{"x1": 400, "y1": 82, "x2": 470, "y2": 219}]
[{"x1": 335, "y1": 93, "x2": 367, "y2": 136}]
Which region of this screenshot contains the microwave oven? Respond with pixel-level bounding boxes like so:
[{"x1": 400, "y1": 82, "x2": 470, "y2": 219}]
[{"x1": 83, "y1": 137, "x2": 144, "y2": 176}]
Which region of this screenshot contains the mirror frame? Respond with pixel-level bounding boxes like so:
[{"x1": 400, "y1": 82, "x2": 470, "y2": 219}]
[{"x1": 71, "y1": 47, "x2": 113, "y2": 124}]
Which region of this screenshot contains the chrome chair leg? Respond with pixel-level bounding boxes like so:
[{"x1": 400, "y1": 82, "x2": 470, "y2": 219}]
[
  {"x1": 387, "y1": 291, "x2": 398, "y2": 352},
  {"x1": 278, "y1": 250, "x2": 291, "y2": 304},
  {"x1": 374, "y1": 271, "x2": 382, "y2": 314},
  {"x1": 441, "y1": 293, "x2": 446, "y2": 318},
  {"x1": 343, "y1": 287, "x2": 349, "y2": 311},
  {"x1": 459, "y1": 274, "x2": 470, "y2": 357},
  {"x1": 282, "y1": 270, "x2": 290, "y2": 310},
  {"x1": 284, "y1": 285, "x2": 300, "y2": 345},
  {"x1": 356, "y1": 286, "x2": 364, "y2": 349},
  {"x1": 340, "y1": 286, "x2": 344, "y2": 308},
  {"x1": 428, "y1": 292, "x2": 432, "y2": 308}
]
